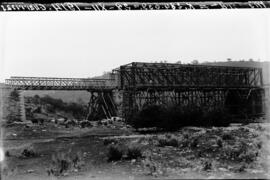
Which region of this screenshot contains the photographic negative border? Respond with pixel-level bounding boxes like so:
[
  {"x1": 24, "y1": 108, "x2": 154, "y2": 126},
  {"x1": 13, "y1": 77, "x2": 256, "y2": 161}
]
[
  {"x1": 0, "y1": 1, "x2": 269, "y2": 11},
  {"x1": 1, "y1": 1, "x2": 270, "y2": 180}
]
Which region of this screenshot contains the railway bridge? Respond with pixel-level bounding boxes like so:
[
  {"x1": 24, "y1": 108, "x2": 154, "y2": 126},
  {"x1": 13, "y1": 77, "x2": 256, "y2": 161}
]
[
  {"x1": 5, "y1": 76, "x2": 118, "y2": 121},
  {"x1": 4, "y1": 62, "x2": 266, "y2": 123}
]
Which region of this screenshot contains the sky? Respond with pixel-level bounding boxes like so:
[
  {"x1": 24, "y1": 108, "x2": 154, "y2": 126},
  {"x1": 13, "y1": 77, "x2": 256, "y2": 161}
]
[{"x1": 0, "y1": 9, "x2": 270, "y2": 82}]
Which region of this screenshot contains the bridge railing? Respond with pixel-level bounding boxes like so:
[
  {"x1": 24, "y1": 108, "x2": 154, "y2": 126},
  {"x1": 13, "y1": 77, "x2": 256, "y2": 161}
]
[{"x1": 5, "y1": 77, "x2": 117, "y2": 90}]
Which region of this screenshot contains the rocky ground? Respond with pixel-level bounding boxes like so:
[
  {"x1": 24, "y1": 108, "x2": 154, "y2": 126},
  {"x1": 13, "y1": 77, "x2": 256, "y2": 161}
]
[{"x1": 1, "y1": 120, "x2": 270, "y2": 180}]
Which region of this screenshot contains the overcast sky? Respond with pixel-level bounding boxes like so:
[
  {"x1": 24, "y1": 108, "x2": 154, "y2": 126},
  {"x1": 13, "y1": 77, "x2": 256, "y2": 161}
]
[{"x1": 0, "y1": 9, "x2": 270, "y2": 82}]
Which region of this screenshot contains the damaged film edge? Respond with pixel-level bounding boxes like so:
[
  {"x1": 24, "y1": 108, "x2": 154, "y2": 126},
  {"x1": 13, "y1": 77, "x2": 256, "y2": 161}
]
[{"x1": 0, "y1": 1, "x2": 270, "y2": 11}]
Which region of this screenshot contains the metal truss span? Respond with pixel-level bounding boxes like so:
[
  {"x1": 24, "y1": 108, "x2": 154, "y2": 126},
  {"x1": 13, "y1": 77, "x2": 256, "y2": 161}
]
[
  {"x1": 5, "y1": 76, "x2": 117, "y2": 91},
  {"x1": 116, "y1": 62, "x2": 263, "y2": 90}
]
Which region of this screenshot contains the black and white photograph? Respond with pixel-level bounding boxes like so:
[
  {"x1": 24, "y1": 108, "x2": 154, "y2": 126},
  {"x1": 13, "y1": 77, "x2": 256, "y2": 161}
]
[{"x1": 0, "y1": 1, "x2": 270, "y2": 179}]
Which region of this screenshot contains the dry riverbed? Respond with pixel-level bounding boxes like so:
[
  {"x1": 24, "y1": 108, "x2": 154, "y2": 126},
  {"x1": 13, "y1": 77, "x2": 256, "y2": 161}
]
[{"x1": 1, "y1": 121, "x2": 270, "y2": 180}]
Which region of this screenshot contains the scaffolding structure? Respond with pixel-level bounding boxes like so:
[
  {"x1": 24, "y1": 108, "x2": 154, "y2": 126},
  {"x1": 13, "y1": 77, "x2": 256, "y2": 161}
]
[{"x1": 115, "y1": 62, "x2": 264, "y2": 121}]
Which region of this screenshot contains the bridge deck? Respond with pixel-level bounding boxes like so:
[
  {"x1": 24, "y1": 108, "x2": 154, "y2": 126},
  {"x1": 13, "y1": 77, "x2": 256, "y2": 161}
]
[{"x1": 5, "y1": 77, "x2": 117, "y2": 91}]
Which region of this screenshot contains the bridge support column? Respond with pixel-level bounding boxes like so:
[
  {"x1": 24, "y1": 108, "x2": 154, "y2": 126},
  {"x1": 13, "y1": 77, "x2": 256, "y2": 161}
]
[
  {"x1": 19, "y1": 91, "x2": 27, "y2": 122},
  {"x1": 85, "y1": 91, "x2": 117, "y2": 121}
]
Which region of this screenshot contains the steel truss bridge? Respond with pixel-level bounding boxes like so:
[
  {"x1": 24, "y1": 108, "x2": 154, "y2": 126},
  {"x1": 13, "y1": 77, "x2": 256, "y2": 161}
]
[
  {"x1": 5, "y1": 76, "x2": 118, "y2": 121},
  {"x1": 5, "y1": 62, "x2": 266, "y2": 122},
  {"x1": 5, "y1": 76, "x2": 116, "y2": 91}
]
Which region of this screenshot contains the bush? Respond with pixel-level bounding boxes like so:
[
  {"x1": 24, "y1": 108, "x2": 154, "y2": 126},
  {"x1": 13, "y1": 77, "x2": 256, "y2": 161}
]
[
  {"x1": 157, "y1": 136, "x2": 179, "y2": 147},
  {"x1": 127, "y1": 145, "x2": 143, "y2": 159},
  {"x1": 48, "y1": 151, "x2": 84, "y2": 176},
  {"x1": 45, "y1": 104, "x2": 55, "y2": 113},
  {"x1": 107, "y1": 144, "x2": 124, "y2": 161},
  {"x1": 5, "y1": 151, "x2": 11, "y2": 157},
  {"x1": 21, "y1": 147, "x2": 38, "y2": 158},
  {"x1": 256, "y1": 141, "x2": 263, "y2": 149},
  {"x1": 129, "y1": 105, "x2": 232, "y2": 131},
  {"x1": 179, "y1": 139, "x2": 190, "y2": 148},
  {"x1": 32, "y1": 95, "x2": 40, "y2": 104},
  {"x1": 39, "y1": 95, "x2": 87, "y2": 119},
  {"x1": 202, "y1": 160, "x2": 212, "y2": 171},
  {"x1": 79, "y1": 120, "x2": 92, "y2": 128},
  {"x1": 130, "y1": 105, "x2": 165, "y2": 129},
  {"x1": 103, "y1": 138, "x2": 119, "y2": 146},
  {"x1": 183, "y1": 133, "x2": 189, "y2": 139},
  {"x1": 236, "y1": 164, "x2": 247, "y2": 172},
  {"x1": 238, "y1": 149, "x2": 258, "y2": 163},
  {"x1": 222, "y1": 133, "x2": 235, "y2": 140},
  {"x1": 221, "y1": 141, "x2": 258, "y2": 163},
  {"x1": 203, "y1": 108, "x2": 232, "y2": 127},
  {"x1": 217, "y1": 138, "x2": 223, "y2": 148},
  {"x1": 190, "y1": 137, "x2": 199, "y2": 148},
  {"x1": 41, "y1": 95, "x2": 65, "y2": 109},
  {"x1": 143, "y1": 157, "x2": 157, "y2": 176},
  {"x1": 49, "y1": 152, "x2": 71, "y2": 176},
  {"x1": 10, "y1": 90, "x2": 20, "y2": 101}
]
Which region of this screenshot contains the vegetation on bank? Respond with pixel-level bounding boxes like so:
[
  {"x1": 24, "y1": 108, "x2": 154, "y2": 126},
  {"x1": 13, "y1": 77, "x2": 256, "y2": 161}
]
[
  {"x1": 100, "y1": 124, "x2": 268, "y2": 177},
  {"x1": 27, "y1": 95, "x2": 88, "y2": 120},
  {"x1": 129, "y1": 105, "x2": 232, "y2": 130}
]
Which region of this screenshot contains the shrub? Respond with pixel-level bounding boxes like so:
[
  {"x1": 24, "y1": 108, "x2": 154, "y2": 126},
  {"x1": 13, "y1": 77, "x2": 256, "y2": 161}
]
[
  {"x1": 65, "y1": 102, "x2": 86, "y2": 119},
  {"x1": 129, "y1": 104, "x2": 232, "y2": 131},
  {"x1": 202, "y1": 160, "x2": 212, "y2": 171},
  {"x1": 126, "y1": 145, "x2": 143, "y2": 159},
  {"x1": 45, "y1": 104, "x2": 55, "y2": 113},
  {"x1": 203, "y1": 108, "x2": 232, "y2": 127},
  {"x1": 157, "y1": 106, "x2": 185, "y2": 130},
  {"x1": 143, "y1": 157, "x2": 157, "y2": 176},
  {"x1": 130, "y1": 105, "x2": 165, "y2": 129},
  {"x1": 179, "y1": 139, "x2": 190, "y2": 148},
  {"x1": 236, "y1": 163, "x2": 247, "y2": 172},
  {"x1": 221, "y1": 141, "x2": 258, "y2": 163},
  {"x1": 157, "y1": 136, "x2": 178, "y2": 147},
  {"x1": 21, "y1": 147, "x2": 38, "y2": 158},
  {"x1": 256, "y1": 141, "x2": 263, "y2": 149},
  {"x1": 41, "y1": 95, "x2": 65, "y2": 109},
  {"x1": 10, "y1": 90, "x2": 20, "y2": 101},
  {"x1": 79, "y1": 120, "x2": 92, "y2": 128},
  {"x1": 238, "y1": 149, "x2": 258, "y2": 163},
  {"x1": 107, "y1": 144, "x2": 124, "y2": 161},
  {"x1": 32, "y1": 95, "x2": 40, "y2": 104},
  {"x1": 48, "y1": 152, "x2": 72, "y2": 176},
  {"x1": 72, "y1": 151, "x2": 84, "y2": 169},
  {"x1": 103, "y1": 138, "x2": 118, "y2": 146},
  {"x1": 39, "y1": 95, "x2": 87, "y2": 119},
  {"x1": 190, "y1": 137, "x2": 199, "y2": 148},
  {"x1": 5, "y1": 151, "x2": 10, "y2": 157},
  {"x1": 183, "y1": 133, "x2": 189, "y2": 139},
  {"x1": 48, "y1": 151, "x2": 84, "y2": 176},
  {"x1": 222, "y1": 133, "x2": 235, "y2": 140},
  {"x1": 217, "y1": 138, "x2": 223, "y2": 148}
]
